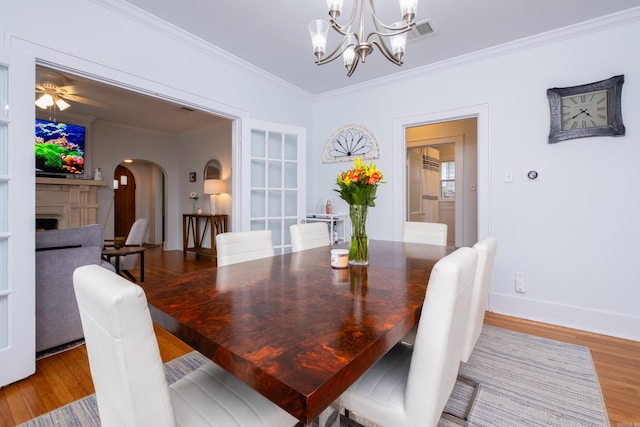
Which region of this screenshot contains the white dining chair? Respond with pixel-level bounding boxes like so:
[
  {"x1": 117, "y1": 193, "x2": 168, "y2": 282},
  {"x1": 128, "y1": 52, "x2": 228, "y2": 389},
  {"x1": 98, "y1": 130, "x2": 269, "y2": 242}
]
[
  {"x1": 450, "y1": 236, "x2": 498, "y2": 422},
  {"x1": 105, "y1": 218, "x2": 149, "y2": 281},
  {"x1": 290, "y1": 222, "x2": 330, "y2": 252},
  {"x1": 216, "y1": 230, "x2": 274, "y2": 266},
  {"x1": 338, "y1": 247, "x2": 478, "y2": 427},
  {"x1": 402, "y1": 221, "x2": 448, "y2": 245},
  {"x1": 461, "y1": 236, "x2": 498, "y2": 362},
  {"x1": 400, "y1": 220, "x2": 448, "y2": 347},
  {"x1": 73, "y1": 264, "x2": 297, "y2": 427}
]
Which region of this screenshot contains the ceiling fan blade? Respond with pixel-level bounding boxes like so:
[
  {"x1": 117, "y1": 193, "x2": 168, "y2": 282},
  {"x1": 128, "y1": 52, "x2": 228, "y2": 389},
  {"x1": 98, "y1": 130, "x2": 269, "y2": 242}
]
[{"x1": 61, "y1": 94, "x2": 106, "y2": 108}]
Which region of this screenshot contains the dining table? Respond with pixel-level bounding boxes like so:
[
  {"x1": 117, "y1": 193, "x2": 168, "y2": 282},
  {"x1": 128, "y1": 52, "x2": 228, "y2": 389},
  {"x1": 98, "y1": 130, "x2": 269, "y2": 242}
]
[{"x1": 140, "y1": 239, "x2": 454, "y2": 425}]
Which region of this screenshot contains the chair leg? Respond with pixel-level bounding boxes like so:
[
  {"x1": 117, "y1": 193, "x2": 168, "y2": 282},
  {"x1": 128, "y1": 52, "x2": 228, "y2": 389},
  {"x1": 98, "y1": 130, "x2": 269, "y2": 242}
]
[
  {"x1": 121, "y1": 270, "x2": 137, "y2": 282},
  {"x1": 442, "y1": 374, "x2": 479, "y2": 426}
]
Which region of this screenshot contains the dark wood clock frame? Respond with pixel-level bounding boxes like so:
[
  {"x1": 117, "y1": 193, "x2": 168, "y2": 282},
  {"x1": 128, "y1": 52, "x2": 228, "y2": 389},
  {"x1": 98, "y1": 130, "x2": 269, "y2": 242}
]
[{"x1": 547, "y1": 74, "x2": 625, "y2": 144}]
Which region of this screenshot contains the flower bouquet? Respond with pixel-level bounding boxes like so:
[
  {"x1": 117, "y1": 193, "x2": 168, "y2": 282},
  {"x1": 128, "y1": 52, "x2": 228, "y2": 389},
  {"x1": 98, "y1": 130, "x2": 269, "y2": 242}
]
[{"x1": 334, "y1": 157, "x2": 385, "y2": 265}]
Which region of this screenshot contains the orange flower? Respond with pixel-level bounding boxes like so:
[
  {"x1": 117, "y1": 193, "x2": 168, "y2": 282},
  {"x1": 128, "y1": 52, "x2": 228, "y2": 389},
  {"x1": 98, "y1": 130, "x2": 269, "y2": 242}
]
[{"x1": 335, "y1": 157, "x2": 385, "y2": 207}]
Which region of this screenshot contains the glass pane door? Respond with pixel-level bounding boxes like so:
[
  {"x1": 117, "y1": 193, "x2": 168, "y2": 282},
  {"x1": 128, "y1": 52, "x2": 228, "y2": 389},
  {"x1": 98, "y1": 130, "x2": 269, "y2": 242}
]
[
  {"x1": 242, "y1": 120, "x2": 306, "y2": 254},
  {"x1": 0, "y1": 48, "x2": 36, "y2": 387}
]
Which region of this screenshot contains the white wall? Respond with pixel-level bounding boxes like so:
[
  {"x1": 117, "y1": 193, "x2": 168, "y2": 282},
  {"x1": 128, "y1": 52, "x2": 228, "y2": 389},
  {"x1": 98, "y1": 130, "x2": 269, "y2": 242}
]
[
  {"x1": 91, "y1": 120, "x2": 177, "y2": 244},
  {"x1": 307, "y1": 16, "x2": 640, "y2": 340}
]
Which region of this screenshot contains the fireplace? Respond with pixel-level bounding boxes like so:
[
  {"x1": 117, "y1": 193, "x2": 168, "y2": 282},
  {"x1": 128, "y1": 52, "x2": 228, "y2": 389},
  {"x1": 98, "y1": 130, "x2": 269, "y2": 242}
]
[
  {"x1": 35, "y1": 218, "x2": 59, "y2": 231},
  {"x1": 36, "y1": 177, "x2": 107, "y2": 230}
]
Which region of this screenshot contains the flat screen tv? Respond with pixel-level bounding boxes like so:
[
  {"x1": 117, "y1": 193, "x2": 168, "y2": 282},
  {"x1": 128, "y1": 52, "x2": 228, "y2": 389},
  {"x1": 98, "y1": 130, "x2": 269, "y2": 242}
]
[{"x1": 35, "y1": 119, "x2": 86, "y2": 176}]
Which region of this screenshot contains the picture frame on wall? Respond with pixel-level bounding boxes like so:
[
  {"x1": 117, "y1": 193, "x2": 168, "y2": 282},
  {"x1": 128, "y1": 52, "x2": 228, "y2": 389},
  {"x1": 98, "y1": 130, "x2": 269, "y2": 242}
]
[{"x1": 189, "y1": 172, "x2": 196, "y2": 182}]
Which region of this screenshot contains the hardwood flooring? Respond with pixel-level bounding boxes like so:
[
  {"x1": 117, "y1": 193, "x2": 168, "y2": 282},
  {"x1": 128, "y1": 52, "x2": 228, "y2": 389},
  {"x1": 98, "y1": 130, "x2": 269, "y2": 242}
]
[{"x1": 1, "y1": 247, "x2": 638, "y2": 426}]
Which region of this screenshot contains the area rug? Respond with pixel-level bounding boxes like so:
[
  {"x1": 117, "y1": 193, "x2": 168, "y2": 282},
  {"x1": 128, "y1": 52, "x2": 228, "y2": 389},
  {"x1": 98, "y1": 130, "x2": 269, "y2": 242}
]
[{"x1": 18, "y1": 325, "x2": 609, "y2": 427}]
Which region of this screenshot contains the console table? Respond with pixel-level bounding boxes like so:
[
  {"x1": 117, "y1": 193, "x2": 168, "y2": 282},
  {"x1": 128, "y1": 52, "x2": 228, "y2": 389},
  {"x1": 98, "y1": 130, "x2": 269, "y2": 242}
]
[{"x1": 182, "y1": 214, "x2": 228, "y2": 262}]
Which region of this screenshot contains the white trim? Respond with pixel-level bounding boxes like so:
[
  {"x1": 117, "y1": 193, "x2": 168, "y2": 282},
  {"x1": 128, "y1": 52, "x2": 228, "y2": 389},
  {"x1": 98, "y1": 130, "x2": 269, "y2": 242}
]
[
  {"x1": 392, "y1": 104, "x2": 490, "y2": 244},
  {"x1": 491, "y1": 293, "x2": 640, "y2": 342}
]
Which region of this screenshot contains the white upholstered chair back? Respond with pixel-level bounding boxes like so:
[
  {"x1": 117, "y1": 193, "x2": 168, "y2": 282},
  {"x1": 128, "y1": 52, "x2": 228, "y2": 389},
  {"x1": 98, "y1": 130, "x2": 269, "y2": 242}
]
[
  {"x1": 74, "y1": 265, "x2": 298, "y2": 427},
  {"x1": 402, "y1": 221, "x2": 448, "y2": 245},
  {"x1": 73, "y1": 265, "x2": 176, "y2": 427},
  {"x1": 119, "y1": 218, "x2": 149, "y2": 271},
  {"x1": 216, "y1": 230, "x2": 274, "y2": 266},
  {"x1": 405, "y1": 246, "x2": 477, "y2": 426},
  {"x1": 400, "y1": 221, "x2": 448, "y2": 347},
  {"x1": 338, "y1": 247, "x2": 477, "y2": 427},
  {"x1": 460, "y1": 236, "x2": 498, "y2": 363},
  {"x1": 290, "y1": 222, "x2": 330, "y2": 253}
]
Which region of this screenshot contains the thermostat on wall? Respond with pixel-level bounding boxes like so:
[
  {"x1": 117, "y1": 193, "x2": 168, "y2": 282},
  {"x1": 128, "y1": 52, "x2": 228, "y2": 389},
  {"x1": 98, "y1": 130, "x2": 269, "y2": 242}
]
[{"x1": 524, "y1": 169, "x2": 541, "y2": 180}]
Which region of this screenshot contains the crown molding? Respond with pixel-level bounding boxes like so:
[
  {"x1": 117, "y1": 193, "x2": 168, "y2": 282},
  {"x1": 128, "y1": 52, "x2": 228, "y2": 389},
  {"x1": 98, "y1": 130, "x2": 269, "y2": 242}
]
[
  {"x1": 90, "y1": 0, "x2": 314, "y2": 99},
  {"x1": 315, "y1": 6, "x2": 640, "y2": 100}
]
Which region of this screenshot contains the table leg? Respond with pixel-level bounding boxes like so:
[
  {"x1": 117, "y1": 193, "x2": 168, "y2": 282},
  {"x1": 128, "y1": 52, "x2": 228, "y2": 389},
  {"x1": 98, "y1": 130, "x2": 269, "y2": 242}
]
[
  {"x1": 140, "y1": 250, "x2": 144, "y2": 282},
  {"x1": 299, "y1": 404, "x2": 340, "y2": 427},
  {"x1": 182, "y1": 215, "x2": 188, "y2": 255}
]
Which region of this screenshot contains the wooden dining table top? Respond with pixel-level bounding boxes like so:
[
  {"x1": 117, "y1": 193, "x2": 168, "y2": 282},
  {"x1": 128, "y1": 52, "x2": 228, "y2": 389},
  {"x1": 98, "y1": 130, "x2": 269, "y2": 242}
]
[{"x1": 140, "y1": 240, "x2": 454, "y2": 425}]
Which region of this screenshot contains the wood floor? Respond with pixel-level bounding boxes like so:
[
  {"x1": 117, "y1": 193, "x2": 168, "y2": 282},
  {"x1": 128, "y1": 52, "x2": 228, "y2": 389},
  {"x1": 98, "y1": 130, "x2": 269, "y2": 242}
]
[{"x1": 1, "y1": 247, "x2": 638, "y2": 426}]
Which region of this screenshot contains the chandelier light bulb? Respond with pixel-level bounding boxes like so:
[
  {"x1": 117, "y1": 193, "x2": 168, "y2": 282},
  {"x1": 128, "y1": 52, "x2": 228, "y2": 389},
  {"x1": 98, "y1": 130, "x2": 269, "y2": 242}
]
[
  {"x1": 399, "y1": 0, "x2": 418, "y2": 22},
  {"x1": 326, "y1": 0, "x2": 344, "y2": 19},
  {"x1": 343, "y1": 45, "x2": 356, "y2": 69},
  {"x1": 389, "y1": 22, "x2": 408, "y2": 59},
  {"x1": 308, "y1": 20, "x2": 329, "y2": 59}
]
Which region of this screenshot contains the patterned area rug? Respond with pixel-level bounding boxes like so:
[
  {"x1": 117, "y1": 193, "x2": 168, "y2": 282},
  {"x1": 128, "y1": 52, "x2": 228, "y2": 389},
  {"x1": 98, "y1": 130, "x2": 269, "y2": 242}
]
[{"x1": 18, "y1": 325, "x2": 609, "y2": 427}]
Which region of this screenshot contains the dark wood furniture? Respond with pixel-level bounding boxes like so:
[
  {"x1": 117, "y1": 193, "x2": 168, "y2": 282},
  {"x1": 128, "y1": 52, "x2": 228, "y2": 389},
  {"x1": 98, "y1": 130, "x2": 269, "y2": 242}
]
[
  {"x1": 102, "y1": 246, "x2": 146, "y2": 282},
  {"x1": 182, "y1": 214, "x2": 228, "y2": 261},
  {"x1": 140, "y1": 240, "x2": 453, "y2": 425}
]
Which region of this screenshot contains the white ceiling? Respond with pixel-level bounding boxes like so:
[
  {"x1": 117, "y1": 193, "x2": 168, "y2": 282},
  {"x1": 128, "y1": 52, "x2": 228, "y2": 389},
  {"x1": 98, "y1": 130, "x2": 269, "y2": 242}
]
[
  {"x1": 36, "y1": 0, "x2": 640, "y2": 133},
  {"x1": 123, "y1": 0, "x2": 640, "y2": 94}
]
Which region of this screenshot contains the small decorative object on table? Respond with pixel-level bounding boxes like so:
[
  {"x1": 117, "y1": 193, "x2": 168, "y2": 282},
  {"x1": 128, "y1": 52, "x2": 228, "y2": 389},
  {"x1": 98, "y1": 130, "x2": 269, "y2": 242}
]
[
  {"x1": 335, "y1": 157, "x2": 385, "y2": 266},
  {"x1": 189, "y1": 191, "x2": 199, "y2": 213},
  {"x1": 113, "y1": 236, "x2": 126, "y2": 249}
]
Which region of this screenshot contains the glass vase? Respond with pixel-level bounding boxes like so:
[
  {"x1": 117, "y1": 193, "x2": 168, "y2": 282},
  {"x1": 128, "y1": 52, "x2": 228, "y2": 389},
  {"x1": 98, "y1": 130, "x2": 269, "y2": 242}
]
[{"x1": 349, "y1": 204, "x2": 369, "y2": 266}]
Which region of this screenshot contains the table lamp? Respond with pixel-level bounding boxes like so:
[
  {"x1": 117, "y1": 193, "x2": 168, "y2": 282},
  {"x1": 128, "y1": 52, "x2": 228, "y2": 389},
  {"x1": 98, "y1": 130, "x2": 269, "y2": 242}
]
[{"x1": 204, "y1": 179, "x2": 225, "y2": 215}]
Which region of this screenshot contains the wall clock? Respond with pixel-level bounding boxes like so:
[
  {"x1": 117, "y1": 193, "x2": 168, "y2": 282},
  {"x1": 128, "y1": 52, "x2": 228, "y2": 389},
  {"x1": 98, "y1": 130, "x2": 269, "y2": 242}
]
[
  {"x1": 547, "y1": 75, "x2": 625, "y2": 144},
  {"x1": 322, "y1": 124, "x2": 380, "y2": 163}
]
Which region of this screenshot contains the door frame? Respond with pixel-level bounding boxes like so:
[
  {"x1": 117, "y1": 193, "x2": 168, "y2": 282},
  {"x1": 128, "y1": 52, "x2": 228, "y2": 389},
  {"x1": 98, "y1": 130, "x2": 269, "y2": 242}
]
[
  {"x1": 27, "y1": 55, "x2": 247, "y2": 249},
  {"x1": 392, "y1": 104, "x2": 490, "y2": 245}
]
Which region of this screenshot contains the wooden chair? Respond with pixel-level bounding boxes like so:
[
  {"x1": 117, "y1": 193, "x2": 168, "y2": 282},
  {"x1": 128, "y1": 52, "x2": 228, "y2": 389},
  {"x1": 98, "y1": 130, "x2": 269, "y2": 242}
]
[{"x1": 104, "y1": 218, "x2": 148, "y2": 281}]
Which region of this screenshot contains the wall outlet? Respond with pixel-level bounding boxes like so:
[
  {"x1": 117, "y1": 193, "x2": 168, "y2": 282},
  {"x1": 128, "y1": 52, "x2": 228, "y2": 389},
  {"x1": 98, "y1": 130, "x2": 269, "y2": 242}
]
[{"x1": 515, "y1": 272, "x2": 525, "y2": 293}]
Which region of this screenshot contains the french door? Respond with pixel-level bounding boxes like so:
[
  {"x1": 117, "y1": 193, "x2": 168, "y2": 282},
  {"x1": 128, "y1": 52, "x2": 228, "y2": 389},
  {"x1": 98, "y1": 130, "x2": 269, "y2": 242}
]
[
  {"x1": 241, "y1": 119, "x2": 306, "y2": 254},
  {"x1": 0, "y1": 48, "x2": 36, "y2": 386}
]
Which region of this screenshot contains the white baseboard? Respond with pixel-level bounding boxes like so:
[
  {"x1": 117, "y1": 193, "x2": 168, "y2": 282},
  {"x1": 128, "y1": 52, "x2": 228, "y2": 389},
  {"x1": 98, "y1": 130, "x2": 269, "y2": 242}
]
[{"x1": 490, "y1": 293, "x2": 640, "y2": 342}]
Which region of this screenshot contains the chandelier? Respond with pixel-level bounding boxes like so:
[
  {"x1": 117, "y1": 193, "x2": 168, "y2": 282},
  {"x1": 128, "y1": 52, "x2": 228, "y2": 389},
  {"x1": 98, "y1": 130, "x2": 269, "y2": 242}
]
[{"x1": 309, "y1": 0, "x2": 418, "y2": 77}]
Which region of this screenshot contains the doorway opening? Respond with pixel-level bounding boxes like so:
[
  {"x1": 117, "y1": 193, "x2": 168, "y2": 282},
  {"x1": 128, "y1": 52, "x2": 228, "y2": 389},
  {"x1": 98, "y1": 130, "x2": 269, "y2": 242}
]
[
  {"x1": 34, "y1": 62, "x2": 238, "y2": 249},
  {"x1": 404, "y1": 117, "x2": 478, "y2": 247}
]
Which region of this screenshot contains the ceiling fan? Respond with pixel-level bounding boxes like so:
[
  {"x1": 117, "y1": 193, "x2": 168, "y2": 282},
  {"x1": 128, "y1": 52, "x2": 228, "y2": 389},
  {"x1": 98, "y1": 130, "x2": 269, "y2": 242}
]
[{"x1": 35, "y1": 68, "x2": 103, "y2": 111}]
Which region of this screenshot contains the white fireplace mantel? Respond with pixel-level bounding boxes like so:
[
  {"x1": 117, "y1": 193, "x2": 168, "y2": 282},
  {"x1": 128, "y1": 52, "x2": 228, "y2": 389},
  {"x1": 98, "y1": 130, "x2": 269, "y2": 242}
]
[{"x1": 36, "y1": 178, "x2": 107, "y2": 229}]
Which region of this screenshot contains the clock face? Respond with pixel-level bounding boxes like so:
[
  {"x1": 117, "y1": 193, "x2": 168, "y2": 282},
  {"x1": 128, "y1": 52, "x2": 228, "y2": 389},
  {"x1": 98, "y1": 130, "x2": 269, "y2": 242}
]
[{"x1": 561, "y1": 90, "x2": 608, "y2": 130}]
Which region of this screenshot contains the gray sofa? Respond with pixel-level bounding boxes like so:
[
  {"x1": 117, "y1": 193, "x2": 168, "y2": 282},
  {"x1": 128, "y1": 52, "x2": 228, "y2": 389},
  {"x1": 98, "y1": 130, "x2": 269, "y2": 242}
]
[{"x1": 35, "y1": 224, "x2": 115, "y2": 353}]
